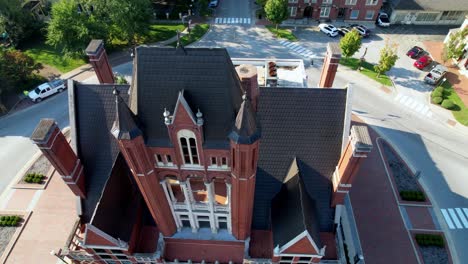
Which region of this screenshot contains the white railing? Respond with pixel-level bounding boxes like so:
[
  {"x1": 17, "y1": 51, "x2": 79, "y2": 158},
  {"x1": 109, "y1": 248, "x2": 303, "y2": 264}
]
[
  {"x1": 192, "y1": 203, "x2": 209, "y2": 211},
  {"x1": 173, "y1": 203, "x2": 186, "y2": 210},
  {"x1": 215, "y1": 205, "x2": 229, "y2": 212}
]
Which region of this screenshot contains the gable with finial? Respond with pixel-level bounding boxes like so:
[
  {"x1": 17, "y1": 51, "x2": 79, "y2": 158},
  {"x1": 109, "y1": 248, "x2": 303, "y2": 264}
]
[{"x1": 168, "y1": 90, "x2": 198, "y2": 126}]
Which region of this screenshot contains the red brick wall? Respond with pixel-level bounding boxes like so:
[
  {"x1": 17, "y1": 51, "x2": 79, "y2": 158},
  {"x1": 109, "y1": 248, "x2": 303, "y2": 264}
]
[
  {"x1": 282, "y1": 236, "x2": 318, "y2": 255},
  {"x1": 164, "y1": 238, "x2": 245, "y2": 263},
  {"x1": 288, "y1": 0, "x2": 382, "y2": 21}
]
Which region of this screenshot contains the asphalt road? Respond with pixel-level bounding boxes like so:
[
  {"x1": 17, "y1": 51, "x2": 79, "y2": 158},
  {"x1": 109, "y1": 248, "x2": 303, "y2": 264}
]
[{"x1": 0, "y1": 2, "x2": 467, "y2": 262}]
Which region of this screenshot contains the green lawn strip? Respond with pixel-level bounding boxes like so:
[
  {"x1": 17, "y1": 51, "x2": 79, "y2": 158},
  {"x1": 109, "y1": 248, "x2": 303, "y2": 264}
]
[
  {"x1": 440, "y1": 82, "x2": 468, "y2": 125},
  {"x1": 23, "y1": 43, "x2": 86, "y2": 73},
  {"x1": 265, "y1": 26, "x2": 298, "y2": 41},
  {"x1": 339, "y1": 57, "x2": 393, "y2": 86},
  {"x1": 168, "y1": 24, "x2": 210, "y2": 47}
]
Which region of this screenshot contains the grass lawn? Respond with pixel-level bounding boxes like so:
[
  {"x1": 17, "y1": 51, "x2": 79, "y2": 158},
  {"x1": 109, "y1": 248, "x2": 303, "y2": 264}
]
[
  {"x1": 168, "y1": 24, "x2": 210, "y2": 47},
  {"x1": 440, "y1": 82, "x2": 468, "y2": 126},
  {"x1": 23, "y1": 43, "x2": 86, "y2": 73},
  {"x1": 266, "y1": 26, "x2": 298, "y2": 41},
  {"x1": 340, "y1": 57, "x2": 393, "y2": 87}
]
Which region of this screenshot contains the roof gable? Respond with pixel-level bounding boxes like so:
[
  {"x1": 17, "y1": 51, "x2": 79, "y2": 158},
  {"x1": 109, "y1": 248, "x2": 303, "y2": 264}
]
[
  {"x1": 171, "y1": 90, "x2": 197, "y2": 125},
  {"x1": 281, "y1": 232, "x2": 319, "y2": 255}
]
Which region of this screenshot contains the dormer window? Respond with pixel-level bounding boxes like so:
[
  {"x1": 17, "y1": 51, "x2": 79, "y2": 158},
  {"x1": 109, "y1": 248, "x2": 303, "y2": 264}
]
[{"x1": 178, "y1": 130, "x2": 199, "y2": 165}]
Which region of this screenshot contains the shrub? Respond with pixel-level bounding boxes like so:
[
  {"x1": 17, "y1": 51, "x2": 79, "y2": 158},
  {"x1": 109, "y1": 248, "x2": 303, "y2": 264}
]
[
  {"x1": 432, "y1": 97, "x2": 443, "y2": 104},
  {"x1": 400, "y1": 190, "x2": 426, "y2": 201},
  {"x1": 431, "y1": 90, "x2": 443, "y2": 98},
  {"x1": 0, "y1": 216, "x2": 5, "y2": 221},
  {"x1": 441, "y1": 99, "x2": 455, "y2": 109},
  {"x1": 415, "y1": 234, "x2": 444, "y2": 247},
  {"x1": 24, "y1": 173, "x2": 44, "y2": 184},
  {"x1": 433, "y1": 86, "x2": 444, "y2": 94}
]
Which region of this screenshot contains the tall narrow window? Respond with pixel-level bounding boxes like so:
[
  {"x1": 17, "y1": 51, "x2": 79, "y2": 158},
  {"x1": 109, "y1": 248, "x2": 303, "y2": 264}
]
[
  {"x1": 211, "y1": 157, "x2": 217, "y2": 166},
  {"x1": 177, "y1": 130, "x2": 200, "y2": 165},
  {"x1": 221, "y1": 157, "x2": 227, "y2": 166},
  {"x1": 166, "y1": 155, "x2": 172, "y2": 163},
  {"x1": 156, "y1": 154, "x2": 163, "y2": 163}
]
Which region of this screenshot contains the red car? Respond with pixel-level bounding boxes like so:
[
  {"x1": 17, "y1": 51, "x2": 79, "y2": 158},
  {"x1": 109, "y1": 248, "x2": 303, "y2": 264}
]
[
  {"x1": 406, "y1": 46, "x2": 424, "y2": 59},
  {"x1": 413, "y1": 55, "x2": 432, "y2": 70}
]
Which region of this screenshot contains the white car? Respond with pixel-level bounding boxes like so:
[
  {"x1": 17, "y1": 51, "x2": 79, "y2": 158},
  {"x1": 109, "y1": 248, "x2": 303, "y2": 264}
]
[
  {"x1": 318, "y1": 24, "x2": 338, "y2": 37},
  {"x1": 28, "y1": 79, "x2": 67, "y2": 103},
  {"x1": 350, "y1": 24, "x2": 370, "y2": 37},
  {"x1": 377, "y1": 13, "x2": 390, "y2": 27}
]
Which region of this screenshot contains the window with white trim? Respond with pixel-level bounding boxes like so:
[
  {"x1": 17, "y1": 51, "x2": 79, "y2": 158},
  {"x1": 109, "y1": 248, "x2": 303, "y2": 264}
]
[
  {"x1": 365, "y1": 0, "x2": 378, "y2": 5},
  {"x1": 345, "y1": 0, "x2": 357, "y2": 5},
  {"x1": 365, "y1": 10, "x2": 375, "y2": 19},
  {"x1": 393, "y1": 12, "x2": 407, "y2": 22},
  {"x1": 279, "y1": 256, "x2": 294, "y2": 263},
  {"x1": 288, "y1": 6, "x2": 297, "y2": 17},
  {"x1": 288, "y1": 0, "x2": 298, "y2": 3},
  {"x1": 320, "y1": 7, "x2": 331, "y2": 17},
  {"x1": 166, "y1": 177, "x2": 185, "y2": 202},
  {"x1": 177, "y1": 130, "x2": 199, "y2": 165},
  {"x1": 322, "y1": 0, "x2": 332, "y2": 4},
  {"x1": 350, "y1": 10, "x2": 359, "y2": 19},
  {"x1": 440, "y1": 11, "x2": 463, "y2": 21}
]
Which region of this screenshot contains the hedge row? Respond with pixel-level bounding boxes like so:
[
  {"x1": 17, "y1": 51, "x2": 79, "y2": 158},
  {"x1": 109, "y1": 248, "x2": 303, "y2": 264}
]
[
  {"x1": 431, "y1": 86, "x2": 455, "y2": 109},
  {"x1": 400, "y1": 190, "x2": 426, "y2": 201},
  {"x1": 0, "y1": 215, "x2": 22, "y2": 227},
  {"x1": 24, "y1": 172, "x2": 44, "y2": 184},
  {"x1": 415, "y1": 234, "x2": 444, "y2": 247}
]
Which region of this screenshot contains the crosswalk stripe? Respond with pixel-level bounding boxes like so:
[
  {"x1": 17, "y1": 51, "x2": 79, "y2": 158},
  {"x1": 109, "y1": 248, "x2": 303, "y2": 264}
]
[
  {"x1": 455, "y1": 208, "x2": 468, "y2": 228},
  {"x1": 235, "y1": 18, "x2": 238, "y2": 23},
  {"x1": 414, "y1": 104, "x2": 424, "y2": 112},
  {"x1": 395, "y1": 93, "x2": 403, "y2": 101},
  {"x1": 279, "y1": 40, "x2": 286, "y2": 44},
  {"x1": 247, "y1": 18, "x2": 251, "y2": 24},
  {"x1": 285, "y1": 43, "x2": 295, "y2": 48},
  {"x1": 448, "y1": 208, "x2": 463, "y2": 229},
  {"x1": 222, "y1": 18, "x2": 226, "y2": 23},
  {"x1": 296, "y1": 47, "x2": 306, "y2": 53},
  {"x1": 292, "y1": 46, "x2": 302, "y2": 52},
  {"x1": 441, "y1": 209, "x2": 455, "y2": 229},
  {"x1": 399, "y1": 95, "x2": 409, "y2": 104},
  {"x1": 215, "y1": 18, "x2": 220, "y2": 23}
]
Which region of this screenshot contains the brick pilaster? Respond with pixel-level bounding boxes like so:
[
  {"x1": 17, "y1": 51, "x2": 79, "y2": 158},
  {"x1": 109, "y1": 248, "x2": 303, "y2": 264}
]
[
  {"x1": 319, "y1": 43, "x2": 341, "y2": 88},
  {"x1": 85, "y1": 39, "x2": 114, "y2": 84},
  {"x1": 236, "y1": 64, "x2": 259, "y2": 111}
]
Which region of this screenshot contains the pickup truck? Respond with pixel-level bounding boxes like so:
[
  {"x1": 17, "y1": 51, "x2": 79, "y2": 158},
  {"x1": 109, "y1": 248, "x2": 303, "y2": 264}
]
[
  {"x1": 424, "y1": 65, "x2": 447, "y2": 85},
  {"x1": 28, "y1": 79, "x2": 67, "y2": 103}
]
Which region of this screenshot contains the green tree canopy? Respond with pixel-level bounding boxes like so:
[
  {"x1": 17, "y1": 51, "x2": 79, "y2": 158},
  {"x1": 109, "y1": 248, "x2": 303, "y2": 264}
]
[
  {"x1": 0, "y1": 0, "x2": 41, "y2": 46},
  {"x1": 443, "y1": 27, "x2": 468, "y2": 62},
  {"x1": 339, "y1": 29, "x2": 362, "y2": 58},
  {"x1": 265, "y1": 0, "x2": 288, "y2": 30},
  {"x1": 374, "y1": 42, "x2": 399, "y2": 78}
]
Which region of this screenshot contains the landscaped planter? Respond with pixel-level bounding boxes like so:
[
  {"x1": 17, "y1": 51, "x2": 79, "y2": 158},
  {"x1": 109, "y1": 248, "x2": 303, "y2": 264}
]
[
  {"x1": 380, "y1": 140, "x2": 428, "y2": 203},
  {"x1": 0, "y1": 212, "x2": 29, "y2": 262},
  {"x1": 413, "y1": 233, "x2": 451, "y2": 264}
]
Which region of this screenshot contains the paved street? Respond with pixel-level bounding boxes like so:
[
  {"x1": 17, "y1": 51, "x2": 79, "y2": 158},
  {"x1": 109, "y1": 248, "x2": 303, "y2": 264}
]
[{"x1": 1, "y1": 1, "x2": 468, "y2": 262}]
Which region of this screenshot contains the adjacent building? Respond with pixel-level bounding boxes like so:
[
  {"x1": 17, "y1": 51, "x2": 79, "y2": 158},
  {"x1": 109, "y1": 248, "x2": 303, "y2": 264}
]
[
  {"x1": 286, "y1": 0, "x2": 383, "y2": 23},
  {"x1": 31, "y1": 40, "x2": 373, "y2": 264},
  {"x1": 388, "y1": 0, "x2": 467, "y2": 25},
  {"x1": 444, "y1": 15, "x2": 468, "y2": 77}
]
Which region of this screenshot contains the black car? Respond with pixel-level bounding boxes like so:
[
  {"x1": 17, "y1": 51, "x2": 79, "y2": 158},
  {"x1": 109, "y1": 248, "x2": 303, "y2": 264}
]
[{"x1": 337, "y1": 27, "x2": 352, "y2": 37}]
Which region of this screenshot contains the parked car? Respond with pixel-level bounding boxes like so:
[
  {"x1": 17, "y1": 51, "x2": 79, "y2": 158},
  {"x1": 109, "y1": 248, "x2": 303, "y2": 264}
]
[
  {"x1": 337, "y1": 27, "x2": 352, "y2": 37},
  {"x1": 406, "y1": 46, "x2": 424, "y2": 59},
  {"x1": 28, "y1": 79, "x2": 67, "y2": 103},
  {"x1": 377, "y1": 13, "x2": 390, "y2": 27},
  {"x1": 350, "y1": 24, "x2": 370, "y2": 37},
  {"x1": 424, "y1": 65, "x2": 447, "y2": 85},
  {"x1": 208, "y1": 0, "x2": 219, "y2": 8},
  {"x1": 413, "y1": 55, "x2": 433, "y2": 70},
  {"x1": 318, "y1": 24, "x2": 338, "y2": 37}
]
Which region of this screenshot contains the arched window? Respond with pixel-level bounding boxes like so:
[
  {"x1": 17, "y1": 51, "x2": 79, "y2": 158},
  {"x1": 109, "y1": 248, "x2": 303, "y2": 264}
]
[{"x1": 177, "y1": 130, "x2": 199, "y2": 165}]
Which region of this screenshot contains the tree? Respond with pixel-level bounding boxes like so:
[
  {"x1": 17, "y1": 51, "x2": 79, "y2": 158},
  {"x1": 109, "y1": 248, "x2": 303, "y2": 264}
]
[
  {"x1": 105, "y1": 0, "x2": 152, "y2": 45},
  {"x1": 46, "y1": 0, "x2": 107, "y2": 55},
  {"x1": 0, "y1": 0, "x2": 42, "y2": 46},
  {"x1": 265, "y1": 0, "x2": 288, "y2": 30},
  {"x1": 442, "y1": 27, "x2": 468, "y2": 62},
  {"x1": 339, "y1": 29, "x2": 362, "y2": 58},
  {"x1": 374, "y1": 42, "x2": 399, "y2": 78},
  {"x1": 0, "y1": 49, "x2": 43, "y2": 113}
]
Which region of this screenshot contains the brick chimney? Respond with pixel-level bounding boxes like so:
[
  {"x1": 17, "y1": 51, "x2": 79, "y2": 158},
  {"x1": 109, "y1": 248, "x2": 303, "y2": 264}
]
[
  {"x1": 85, "y1": 39, "x2": 114, "y2": 84},
  {"x1": 319, "y1": 42, "x2": 341, "y2": 88},
  {"x1": 236, "y1": 64, "x2": 259, "y2": 111},
  {"x1": 31, "y1": 119, "x2": 86, "y2": 198},
  {"x1": 331, "y1": 125, "x2": 372, "y2": 207}
]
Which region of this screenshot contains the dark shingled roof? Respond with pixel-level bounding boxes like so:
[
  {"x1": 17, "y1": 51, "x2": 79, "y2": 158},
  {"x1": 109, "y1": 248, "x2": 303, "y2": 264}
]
[
  {"x1": 253, "y1": 87, "x2": 347, "y2": 232},
  {"x1": 91, "y1": 154, "x2": 141, "y2": 242},
  {"x1": 134, "y1": 47, "x2": 243, "y2": 148},
  {"x1": 72, "y1": 83, "x2": 130, "y2": 223},
  {"x1": 111, "y1": 89, "x2": 142, "y2": 140},
  {"x1": 271, "y1": 166, "x2": 321, "y2": 248},
  {"x1": 228, "y1": 96, "x2": 260, "y2": 144}
]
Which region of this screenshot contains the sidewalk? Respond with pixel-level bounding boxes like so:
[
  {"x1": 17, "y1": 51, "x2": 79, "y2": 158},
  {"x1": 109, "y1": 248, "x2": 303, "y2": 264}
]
[{"x1": 350, "y1": 117, "x2": 452, "y2": 264}]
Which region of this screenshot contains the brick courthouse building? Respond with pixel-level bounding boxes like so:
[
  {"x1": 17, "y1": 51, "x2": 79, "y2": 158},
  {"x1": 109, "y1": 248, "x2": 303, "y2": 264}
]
[{"x1": 31, "y1": 40, "x2": 372, "y2": 263}]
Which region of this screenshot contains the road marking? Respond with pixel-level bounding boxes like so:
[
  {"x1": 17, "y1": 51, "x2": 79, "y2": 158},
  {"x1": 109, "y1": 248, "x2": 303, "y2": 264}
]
[
  {"x1": 455, "y1": 208, "x2": 468, "y2": 228},
  {"x1": 247, "y1": 18, "x2": 251, "y2": 24},
  {"x1": 441, "y1": 209, "x2": 455, "y2": 229},
  {"x1": 26, "y1": 190, "x2": 43, "y2": 211},
  {"x1": 448, "y1": 208, "x2": 463, "y2": 229},
  {"x1": 215, "y1": 17, "x2": 251, "y2": 25},
  {"x1": 0, "y1": 189, "x2": 15, "y2": 210}
]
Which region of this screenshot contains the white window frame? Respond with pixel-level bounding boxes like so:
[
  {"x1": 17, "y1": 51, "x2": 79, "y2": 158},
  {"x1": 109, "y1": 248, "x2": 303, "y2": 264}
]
[
  {"x1": 288, "y1": 6, "x2": 297, "y2": 17},
  {"x1": 350, "y1": 10, "x2": 359, "y2": 19},
  {"x1": 365, "y1": 10, "x2": 375, "y2": 20},
  {"x1": 345, "y1": 0, "x2": 357, "y2": 5},
  {"x1": 288, "y1": 0, "x2": 298, "y2": 3},
  {"x1": 320, "y1": 7, "x2": 331, "y2": 17},
  {"x1": 415, "y1": 12, "x2": 438, "y2": 22},
  {"x1": 322, "y1": 0, "x2": 332, "y2": 4},
  {"x1": 177, "y1": 130, "x2": 200, "y2": 166},
  {"x1": 365, "y1": 0, "x2": 378, "y2": 5}
]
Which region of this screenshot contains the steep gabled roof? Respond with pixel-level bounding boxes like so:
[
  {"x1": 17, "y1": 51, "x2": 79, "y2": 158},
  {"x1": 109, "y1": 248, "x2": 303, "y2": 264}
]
[
  {"x1": 133, "y1": 47, "x2": 243, "y2": 148},
  {"x1": 228, "y1": 95, "x2": 260, "y2": 144},
  {"x1": 70, "y1": 83, "x2": 130, "y2": 223},
  {"x1": 253, "y1": 87, "x2": 347, "y2": 232},
  {"x1": 111, "y1": 88, "x2": 142, "y2": 140},
  {"x1": 271, "y1": 159, "x2": 322, "y2": 249}
]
